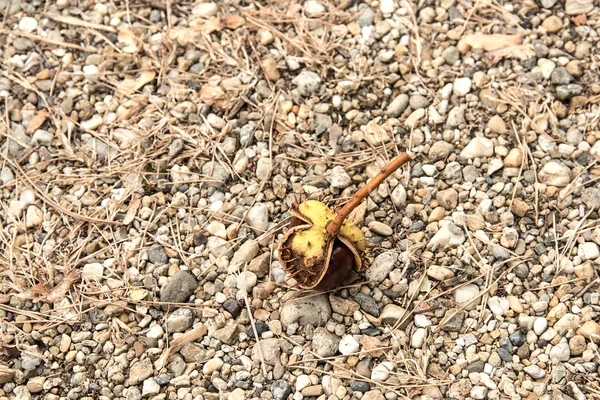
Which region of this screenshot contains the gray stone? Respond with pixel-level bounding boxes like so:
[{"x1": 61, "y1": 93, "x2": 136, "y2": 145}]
[
  {"x1": 429, "y1": 141, "x2": 454, "y2": 161},
  {"x1": 252, "y1": 338, "x2": 281, "y2": 365},
  {"x1": 247, "y1": 203, "x2": 269, "y2": 233},
  {"x1": 523, "y1": 365, "x2": 546, "y2": 379},
  {"x1": 565, "y1": 0, "x2": 593, "y2": 15},
  {"x1": 292, "y1": 71, "x2": 321, "y2": 96},
  {"x1": 391, "y1": 184, "x2": 407, "y2": 207},
  {"x1": 442, "y1": 46, "x2": 460, "y2": 64},
  {"x1": 256, "y1": 157, "x2": 271, "y2": 181},
  {"x1": 356, "y1": 6, "x2": 375, "y2": 27},
  {"x1": 312, "y1": 327, "x2": 340, "y2": 357},
  {"x1": 441, "y1": 309, "x2": 465, "y2": 332},
  {"x1": 212, "y1": 324, "x2": 240, "y2": 344},
  {"x1": 160, "y1": 271, "x2": 198, "y2": 304},
  {"x1": 556, "y1": 84, "x2": 583, "y2": 100},
  {"x1": 129, "y1": 358, "x2": 153, "y2": 385},
  {"x1": 409, "y1": 94, "x2": 430, "y2": 109},
  {"x1": 353, "y1": 293, "x2": 380, "y2": 317},
  {"x1": 148, "y1": 246, "x2": 168, "y2": 265},
  {"x1": 365, "y1": 251, "x2": 399, "y2": 283},
  {"x1": 387, "y1": 94, "x2": 409, "y2": 117},
  {"x1": 380, "y1": 304, "x2": 410, "y2": 327},
  {"x1": 280, "y1": 294, "x2": 331, "y2": 328},
  {"x1": 229, "y1": 240, "x2": 260, "y2": 272},
  {"x1": 202, "y1": 161, "x2": 230, "y2": 188},
  {"x1": 169, "y1": 138, "x2": 184, "y2": 157},
  {"x1": 271, "y1": 380, "x2": 292, "y2": 400},
  {"x1": 165, "y1": 308, "x2": 194, "y2": 332}
]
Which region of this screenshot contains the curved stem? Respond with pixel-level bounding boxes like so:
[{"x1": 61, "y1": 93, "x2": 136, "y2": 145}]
[{"x1": 326, "y1": 153, "x2": 412, "y2": 237}]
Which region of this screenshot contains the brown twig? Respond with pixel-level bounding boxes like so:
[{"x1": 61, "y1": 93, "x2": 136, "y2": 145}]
[{"x1": 326, "y1": 153, "x2": 412, "y2": 237}]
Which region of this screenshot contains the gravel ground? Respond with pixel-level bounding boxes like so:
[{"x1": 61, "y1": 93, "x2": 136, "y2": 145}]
[{"x1": 1, "y1": 0, "x2": 600, "y2": 399}]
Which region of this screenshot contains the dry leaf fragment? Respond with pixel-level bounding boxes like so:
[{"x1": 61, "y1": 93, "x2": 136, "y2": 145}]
[
  {"x1": 155, "y1": 324, "x2": 208, "y2": 370},
  {"x1": 26, "y1": 110, "x2": 49, "y2": 134},
  {"x1": 43, "y1": 270, "x2": 81, "y2": 304},
  {"x1": 485, "y1": 45, "x2": 536, "y2": 63},
  {"x1": 117, "y1": 30, "x2": 139, "y2": 53},
  {"x1": 202, "y1": 16, "x2": 246, "y2": 33},
  {"x1": 130, "y1": 288, "x2": 149, "y2": 301},
  {"x1": 199, "y1": 84, "x2": 232, "y2": 109},
  {"x1": 117, "y1": 70, "x2": 156, "y2": 97},
  {"x1": 123, "y1": 196, "x2": 141, "y2": 225},
  {"x1": 224, "y1": 15, "x2": 245, "y2": 29},
  {"x1": 459, "y1": 33, "x2": 522, "y2": 52},
  {"x1": 571, "y1": 14, "x2": 587, "y2": 26}
]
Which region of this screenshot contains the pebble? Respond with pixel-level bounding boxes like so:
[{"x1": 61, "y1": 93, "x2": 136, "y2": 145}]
[
  {"x1": 569, "y1": 335, "x2": 587, "y2": 355},
  {"x1": 202, "y1": 161, "x2": 230, "y2": 188},
  {"x1": 411, "y1": 328, "x2": 426, "y2": 348},
  {"x1": 82, "y1": 263, "x2": 104, "y2": 280},
  {"x1": 460, "y1": 137, "x2": 494, "y2": 159},
  {"x1": 229, "y1": 241, "x2": 260, "y2": 272},
  {"x1": 427, "y1": 265, "x2": 454, "y2": 281},
  {"x1": 312, "y1": 328, "x2": 340, "y2": 357},
  {"x1": 212, "y1": 324, "x2": 240, "y2": 344},
  {"x1": 339, "y1": 335, "x2": 360, "y2": 355},
  {"x1": 142, "y1": 378, "x2": 160, "y2": 396},
  {"x1": 429, "y1": 141, "x2": 454, "y2": 161},
  {"x1": 549, "y1": 338, "x2": 570, "y2": 362},
  {"x1": 578, "y1": 242, "x2": 599, "y2": 260},
  {"x1": 365, "y1": 251, "x2": 398, "y2": 283},
  {"x1": 391, "y1": 184, "x2": 407, "y2": 207},
  {"x1": 470, "y1": 386, "x2": 488, "y2": 400},
  {"x1": 329, "y1": 166, "x2": 352, "y2": 189},
  {"x1": 387, "y1": 94, "x2": 409, "y2": 117},
  {"x1": 533, "y1": 317, "x2": 548, "y2": 335},
  {"x1": 539, "y1": 161, "x2": 571, "y2": 187},
  {"x1": 504, "y1": 148, "x2": 523, "y2": 167},
  {"x1": 303, "y1": 0, "x2": 326, "y2": 17},
  {"x1": 565, "y1": 0, "x2": 593, "y2": 15},
  {"x1": 329, "y1": 295, "x2": 359, "y2": 316},
  {"x1": 487, "y1": 116, "x2": 506, "y2": 134},
  {"x1": 25, "y1": 205, "x2": 43, "y2": 227},
  {"x1": 81, "y1": 114, "x2": 103, "y2": 131},
  {"x1": 371, "y1": 362, "x2": 394, "y2": 381},
  {"x1": 380, "y1": 0, "x2": 396, "y2": 13},
  {"x1": 542, "y1": 16, "x2": 562, "y2": 33},
  {"x1": 247, "y1": 203, "x2": 269, "y2": 233},
  {"x1": 148, "y1": 245, "x2": 168, "y2": 264},
  {"x1": 236, "y1": 271, "x2": 258, "y2": 292},
  {"x1": 380, "y1": 304, "x2": 409, "y2": 326},
  {"x1": 454, "y1": 284, "x2": 480, "y2": 310},
  {"x1": 129, "y1": 358, "x2": 154, "y2": 385},
  {"x1": 353, "y1": 293, "x2": 381, "y2": 317},
  {"x1": 292, "y1": 71, "x2": 321, "y2": 96},
  {"x1": 261, "y1": 57, "x2": 280, "y2": 82},
  {"x1": 279, "y1": 294, "x2": 331, "y2": 327},
  {"x1": 427, "y1": 222, "x2": 465, "y2": 249},
  {"x1": 523, "y1": 365, "x2": 546, "y2": 379},
  {"x1": 453, "y1": 77, "x2": 472, "y2": 97},
  {"x1": 18, "y1": 16, "x2": 37, "y2": 33},
  {"x1": 368, "y1": 221, "x2": 393, "y2": 236},
  {"x1": 577, "y1": 320, "x2": 600, "y2": 343},
  {"x1": 192, "y1": 2, "x2": 218, "y2": 16},
  {"x1": 0, "y1": 168, "x2": 14, "y2": 185},
  {"x1": 160, "y1": 271, "x2": 198, "y2": 304},
  {"x1": 271, "y1": 381, "x2": 292, "y2": 400},
  {"x1": 251, "y1": 338, "x2": 280, "y2": 365},
  {"x1": 165, "y1": 308, "x2": 194, "y2": 332}
]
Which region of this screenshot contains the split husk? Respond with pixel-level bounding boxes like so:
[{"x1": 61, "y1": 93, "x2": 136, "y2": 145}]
[{"x1": 278, "y1": 153, "x2": 411, "y2": 291}]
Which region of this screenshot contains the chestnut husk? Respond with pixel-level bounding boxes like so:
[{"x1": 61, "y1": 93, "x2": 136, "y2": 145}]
[
  {"x1": 278, "y1": 153, "x2": 411, "y2": 291},
  {"x1": 280, "y1": 214, "x2": 361, "y2": 291}
]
